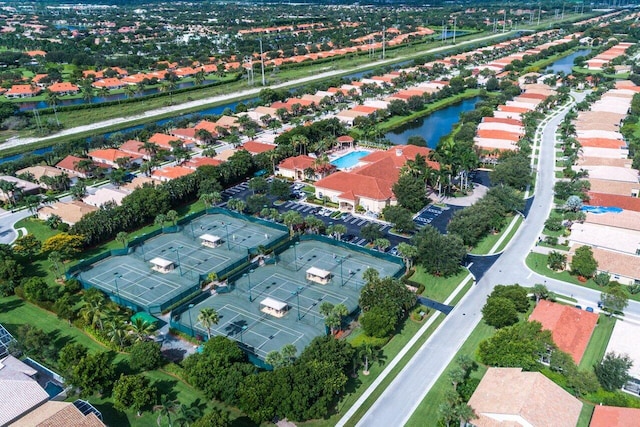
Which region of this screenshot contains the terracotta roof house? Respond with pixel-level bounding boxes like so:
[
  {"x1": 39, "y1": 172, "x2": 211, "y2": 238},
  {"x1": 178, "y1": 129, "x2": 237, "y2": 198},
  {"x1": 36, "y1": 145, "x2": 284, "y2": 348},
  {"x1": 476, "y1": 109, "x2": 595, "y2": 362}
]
[
  {"x1": 590, "y1": 405, "x2": 640, "y2": 427},
  {"x1": 88, "y1": 149, "x2": 143, "y2": 168},
  {"x1": 605, "y1": 320, "x2": 640, "y2": 392},
  {"x1": 47, "y1": 81, "x2": 79, "y2": 95},
  {"x1": 529, "y1": 300, "x2": 598, "y2": 363},
  {"x1": 467, "y1": 367, "x2": 582, "y2": 427},
  {"x1": 314, "y1": 146, "x2": 437, "y2": 214},
  {"x1": 587, "y1": 247, "x2": 640, "y2": 286},
  {"x1": 242, "y1": 140, "x2": 276, "y2": 155},
  {"x1": 194, "y1": 120, "x2": 219, "y2": 134},
  {"x1": 119, "y1": 139, "x2": 153, "y2": 161},
  {"x1": 151, "y1": 166, "x2": 195, "y2": 182},
  {"x1": 568, "y1": 224, "x2": 640, "y2": 255},
  {"x1": 587, "y1": 192, "x2": 640, "y2": 212},
  {"x1": 38, "y1": 201, "x2": 98, "y2": 225},
  {"x1": 215, "y1": 115, "x2": 240, "y2": 130},
  {"x1": 148, "y1": 133, "x2": 183, "y2": 151},
  {"x1": 121, "y1": 176, "x2": 156, "y2": 192},
  {"x1": 585, "y1": 209, "x2": 640, "y2": 232},
  {"x1": 10, "y1": 400, "x2": 105, "y2": 427},
  {"x1": 56, "y1": 155, "x2": 95, "y2": 179},
  {"x1": 184, "y1": 157, "x2": 224, "y2": 169},
  {"x1": 169, "y1": 128, "x2": 199, "y2": 147},
  {"x1": 336, "y1": 135, "x2": 355, "y2": 148},
  {"x1": 0, "y1": 355, "x2": 50, "y2": 425},
  {"x1": 91, "y1": 78, "x2": 125, "y2": 90},
  {"x1": 5, "y1": 84, "x2": 41, "y2": 99},
  {"x1": 278, "y1": 155, "x2": 319, "y2": 180}
]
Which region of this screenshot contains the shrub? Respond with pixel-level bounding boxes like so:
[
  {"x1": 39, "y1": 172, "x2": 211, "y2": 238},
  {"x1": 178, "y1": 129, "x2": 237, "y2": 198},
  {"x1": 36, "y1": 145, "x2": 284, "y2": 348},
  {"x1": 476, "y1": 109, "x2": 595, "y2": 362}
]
[
  {"x1": 129, "y1": 341, "x2": 163, "y2": 372},
  {"x1": 349, "y1": 333, "x2": 389, "y2": 349}
]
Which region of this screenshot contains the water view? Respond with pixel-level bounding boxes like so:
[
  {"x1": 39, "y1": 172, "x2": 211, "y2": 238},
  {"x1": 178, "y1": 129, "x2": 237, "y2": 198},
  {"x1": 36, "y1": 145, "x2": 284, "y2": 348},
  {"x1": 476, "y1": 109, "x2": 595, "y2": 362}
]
[
  {"x1": 545, "y1": 49, "x2": 591, "y2": 75},
  {"x1": 384, "y1": 96, "x2": 481, "y2": 148}
]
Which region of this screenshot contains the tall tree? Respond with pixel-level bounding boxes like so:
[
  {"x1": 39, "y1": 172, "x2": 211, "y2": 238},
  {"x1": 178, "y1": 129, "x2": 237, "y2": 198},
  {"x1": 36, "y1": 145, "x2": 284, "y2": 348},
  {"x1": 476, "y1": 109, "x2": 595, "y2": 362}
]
[{"x1": 198, "y1": 307, "x2": 219, "y2": 340}]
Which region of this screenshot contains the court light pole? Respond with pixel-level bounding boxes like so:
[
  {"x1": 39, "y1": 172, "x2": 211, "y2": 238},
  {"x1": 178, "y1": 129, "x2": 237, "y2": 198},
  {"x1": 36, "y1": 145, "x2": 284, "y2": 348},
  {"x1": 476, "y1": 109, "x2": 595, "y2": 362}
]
[
  {"x1": 172, "y1": 246, "x2": 184, "y2": 276},
  {"x1": 293, "y1": 241, "x2": 300, "y2": 271},
  {"x1": 337, "y1": 257, "x2": 344, "y2": 286},
  {"x1": 243, "y1": 269, "x2": 255, "y2": 302},
  {"x1": 113, "y1": 272, "x2": 122, "y2": 303},
  {"x1": 291, "y1": 286, "x2": 302, "y2": 321},
  {"x1": 239, "y1": 325, "x2": 248, "y2": 344},
  {"x1": 187, "y1": 303, "x2": 194, "y2": 336},
  {"x1": 222, "y1": 222, "x2": 230, "y2": 250}
]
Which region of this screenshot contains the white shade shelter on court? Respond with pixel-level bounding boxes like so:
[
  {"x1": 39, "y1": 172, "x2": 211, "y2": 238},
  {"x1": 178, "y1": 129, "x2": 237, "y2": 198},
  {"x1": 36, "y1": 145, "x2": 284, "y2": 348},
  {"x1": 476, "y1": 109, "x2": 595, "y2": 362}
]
[
  {"x1": 306, "y1": 267, "x2": 332, "y2": 285},
  {"x1": 199, "y1": 233, "x2": 222, "y2": 248},
  {"x1": 260, "y1": 297, "x2": 288, "y2": 318},
  {"x1": 150, "y1": 257, "x2": 174, "y2": 274}
]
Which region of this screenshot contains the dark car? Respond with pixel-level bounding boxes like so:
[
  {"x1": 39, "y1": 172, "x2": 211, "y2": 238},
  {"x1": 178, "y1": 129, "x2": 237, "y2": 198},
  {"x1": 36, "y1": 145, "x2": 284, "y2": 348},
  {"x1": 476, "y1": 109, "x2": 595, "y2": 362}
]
[{"x1": 341, "y1": 234, "x2": 355, "y2": 242}]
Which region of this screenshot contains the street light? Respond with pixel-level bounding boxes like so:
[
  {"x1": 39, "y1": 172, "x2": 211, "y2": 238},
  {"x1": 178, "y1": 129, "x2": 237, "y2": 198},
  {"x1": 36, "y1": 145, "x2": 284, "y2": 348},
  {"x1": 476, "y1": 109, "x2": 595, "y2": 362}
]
[
  {"x1": 239, "y1": 325, "x2": 248, "y2": 344},
  {"x1": 187, "y1": 303, "x2": 194, "y2": 336},
  {"x1": 172, "y1": 246, "x2": 184, "y2": 276},
  {"x1": 291, "y1": 286, "x2": 303, "y2": 320},
  {"x1": 293, "y1": 241, "x2": 300, "y2": 271},
  {"x1": 337, "y1": 257, "x2": 345, "y2": 286},
  {"x1": 243, "y1": 269, "x2": 255, "y2": 302},
  {"x1": 221, "y1": 221, "x2": 230, "y2": 250}
]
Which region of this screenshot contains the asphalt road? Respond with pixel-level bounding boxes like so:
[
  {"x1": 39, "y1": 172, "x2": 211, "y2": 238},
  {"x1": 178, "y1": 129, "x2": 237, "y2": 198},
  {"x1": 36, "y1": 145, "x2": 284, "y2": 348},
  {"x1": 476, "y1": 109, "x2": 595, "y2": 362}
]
[{"x1": 346, "y1": 91, "x2": 640, "y2": 427}]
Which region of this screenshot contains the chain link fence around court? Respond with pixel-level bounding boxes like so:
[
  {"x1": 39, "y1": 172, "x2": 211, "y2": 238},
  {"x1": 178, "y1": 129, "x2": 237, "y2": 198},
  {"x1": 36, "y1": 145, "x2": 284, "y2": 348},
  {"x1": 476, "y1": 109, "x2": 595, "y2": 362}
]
[{"x1": 66, "y1": 208, "x2": 289, "y2": 313}]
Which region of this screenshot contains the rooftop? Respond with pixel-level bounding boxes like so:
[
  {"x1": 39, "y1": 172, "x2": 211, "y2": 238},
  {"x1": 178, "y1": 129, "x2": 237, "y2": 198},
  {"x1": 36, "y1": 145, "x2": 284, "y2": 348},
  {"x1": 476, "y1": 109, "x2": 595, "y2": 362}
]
[
  {"x1": 0, "y1": 355, "x2": 50, "y2": 426},
  {"x1": 590, "y1": 405, "x2": 640, "y2": 427},
  {"x1": 606, "y1": 320, "x2": 640, "y2": 380}
]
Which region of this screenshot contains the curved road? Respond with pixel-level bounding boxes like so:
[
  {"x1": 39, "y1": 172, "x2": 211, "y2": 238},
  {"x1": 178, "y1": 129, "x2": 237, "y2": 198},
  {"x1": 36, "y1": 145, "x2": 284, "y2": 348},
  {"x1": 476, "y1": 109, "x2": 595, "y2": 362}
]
[
  {"x1": 3, "y1": 31, "x2": 516, "y2": 152},
  {"x1": 343, "y1": 91, "x2": 640, "y2": 427}
]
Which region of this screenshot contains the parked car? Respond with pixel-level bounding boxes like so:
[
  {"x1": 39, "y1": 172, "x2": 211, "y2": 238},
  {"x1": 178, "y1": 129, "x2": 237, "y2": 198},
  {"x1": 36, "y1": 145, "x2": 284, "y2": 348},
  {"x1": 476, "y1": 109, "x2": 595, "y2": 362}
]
[
  {"x1": 586, "y1": 307, "x2": 594, "y2": 313},
  {"x1": 389, "y1": 246, "x2": 399, "y2": 256},
  {"x1": 342, "y1": 234, "x2": 355, "y2": 242},
  {"x1": 575, "y1": 305, "x2": 582, "y2": 310}
]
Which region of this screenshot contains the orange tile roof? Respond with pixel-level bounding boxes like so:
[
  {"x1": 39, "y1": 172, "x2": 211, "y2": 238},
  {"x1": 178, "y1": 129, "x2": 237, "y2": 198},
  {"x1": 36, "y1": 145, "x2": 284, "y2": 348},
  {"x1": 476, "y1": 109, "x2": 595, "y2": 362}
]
[
  {"x1": 316, "y1": 170, "x2": 396, "y2": 200},
  {"x1": 588, "y1": 192, "x2": 640, "y2": 212},
  {"x1": 6, "y1": 84, "x2": 40, "y2": 95},
  {"x1": 590, "y1": 405, "x2": 640, "y2": 427},
  {"x1": 88, "y1": 148, "x2": 142, "y2": 162},
  {"x1": 170, "y1": 128, "x2": 197, "y2": 139},
  {"x1": 92, "y1": 78, "x2": 123, "y2": 88},
  {"x1": 26, "y1": 50, "x2": 46, "y2": 57},
  {"x1": 482, "y1": 117, "x2": 523, "y2": 127},
  {"x1": 336, "y1": 135, "x2": 354, "y2": 143},
  {"x1": 529, "y1": 300, "x2": 598, "y2": 363},
  {"x1": 56, "y1": 155, "x2": 88, "y2": 173},
  {"x1": 279, "y1": 155, "x2": 315, "y2": 171},
  {"x1": 476, "y1": 129, "x2": 522, "y2": 141},
  {"x1": 577, "y1": 138, "x2": 626, "y2": 149},
  {"x1": 498, "y1": 105, "x2": 531, "y2": 113},
  {"x1": 152, "y1": 166, "x2": 195, "y2": 180},
  {"x1": 351, "y1": 105, "x2": 380, "y2": 114},
  {"x1": 194, "y1": 120, "x2": 218, "y2": 133},
  {"x1": 149, "y1": 133, "x2": 181, "y2": 149},
  {"x1": 184, "y1": 157, "x2": 223, "y2": 169},
  {"x1": 242, "y1": 140, "x2": 276, "y2": 154},
  {"x1": 48, "y1": 81, "x2": 79, "y2": 93}
]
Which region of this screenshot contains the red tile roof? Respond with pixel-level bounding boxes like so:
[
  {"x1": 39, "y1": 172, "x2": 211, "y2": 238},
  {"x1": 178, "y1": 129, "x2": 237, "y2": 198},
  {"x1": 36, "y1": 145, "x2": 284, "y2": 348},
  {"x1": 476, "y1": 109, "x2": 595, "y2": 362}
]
[
  {"x1": 88, "y1": 148, "x2": 142, "y2": 163},
  {"x1": 529, "y1": 300, "x2": 598, "y2": 363},
  {"x1": 119, "y1": 139, "x2": 150, "y2": 157},
  {"x1": 482, "y1": 117, "x2": 523, "y2": 127},
  {"x1": 152, "y1": 166, "x2": 195, "y2": 180},
  {"x1": 351, "y1": 105, "x2": 379, "y2": 114},
  {"x1": 48, "y1": 81, "x2": 79, "y2": 93},
  {"x1": 242, "y1": 140, "x2": 276, "y2": 154},
  {"x1": 590, "y1": 405, "x2": 640, "y2": 427},
  {"x1": 170, "y1": 128, "x2": 197, "y2": 139},
  {"x1": 498, "y1": 105, "x2": 531, "y2": 113},
  {"x1": 316, "y1": 170, "x2": 396, "y2": 200},
  {"x1": 56, "y1": 155, "x2": 87, "y2": 173},
  {"x1": 194, "y1": 120, "x2": 218, "y2": 133},
  {"x1": 6, "y1": 84, "x2": 40, "y2": 96},
  {"x1": 279, "y1": 155, "x2": 315, "y2": 171},
  {"x1": 149, "y1": 133, "x2": 181, "y2": 149},
  {"x1": 476, "y1": 129, "x2": 522, "y2": 141},
  {"x1": 577, "y1": 138, "x2": 626, "y2": 149},
  {"x1": 588, "y1": 192, "x2": 640, "y2": 212},
  {"x1": 184, "y1": 157, "x2": 223, "y2": 169}
]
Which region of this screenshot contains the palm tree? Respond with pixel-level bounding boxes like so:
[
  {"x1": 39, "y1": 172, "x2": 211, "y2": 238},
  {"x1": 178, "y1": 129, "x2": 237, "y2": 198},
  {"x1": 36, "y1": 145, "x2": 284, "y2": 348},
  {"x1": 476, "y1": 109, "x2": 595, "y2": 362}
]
[
  {"x1": 46, "y1": 214, "x2": 62, "y2": 229},
  {"x1": 70, "y1": 181, "x2": 87, "y2": 201},
  {"x1": 44, "y1": 90, "x2": 61, "y2": 125},
  {"x1": 194, "y1": 70, "x2": 205, "y2": 86},
  {"x1": 48, "y1": 250, "x2": 63, "y2": 279},
  {"x1": 197, "y1": 307, "x2": 219, "y2": 339},
  {"x1": 282, "y1": 211, "x2": 303, "y2": 235},
  {"x1": 166, "y1": 210, "x2": 178, "y2": 226},
  {"x1": 154, "y1": 395, "x2": 177, "y2": 427},
  {"x1": 80, "y1": 295, "x2": 106, "y2": 331},
  {"x1": 0, "y1": 180, "x2": 18, "y2": 206},
  {"x1": 200, "y1": 192, "x2": 222, "y2": 210},
  {"x1": 280, "y1": 343, "x2": 297, "y2": 365},
  {"x1": 106, "y1": 318, "x2": 128, "y2": 350},
  {"x1": 397, "y1": 242, "x2": 418, "y2": 270},
  {"x1": 41, "y1": 191, "x2": 59, "y2": 205},
  {"x1": 24, "y1": 194, "x2": 40, "y2": 215},
  {"x1": 174, "y1": 404, "x2": 201, "y2": 427},
  {"x1": 74, "y1": 159, "x2": 95, "y2": 177},
  {"x1": 155, "y1": 214, "x2": 167, "y2": 228},
  {"x1": 124, "y1": 85, "x2": 136, "y2": 100},
  {"x1": 359, "y1": 343, "x2": 376, "y2": 375},
  {"x1": 116, "y1": 231, "x2": 128, "y2": 248},
  {"x1": 128, "y1": 318, "x2": 157, "y2": 342}
]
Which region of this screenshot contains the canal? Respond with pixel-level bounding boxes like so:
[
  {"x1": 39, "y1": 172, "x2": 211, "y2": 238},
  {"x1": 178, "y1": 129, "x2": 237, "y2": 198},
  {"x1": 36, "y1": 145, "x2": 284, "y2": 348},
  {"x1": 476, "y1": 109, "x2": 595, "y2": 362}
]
[
  {"x1": 545, "y1": 49, "x2": 591, "y2": 75},
  {"x1": 384, "y1": 96, "x2": 482, "y2": 148}
]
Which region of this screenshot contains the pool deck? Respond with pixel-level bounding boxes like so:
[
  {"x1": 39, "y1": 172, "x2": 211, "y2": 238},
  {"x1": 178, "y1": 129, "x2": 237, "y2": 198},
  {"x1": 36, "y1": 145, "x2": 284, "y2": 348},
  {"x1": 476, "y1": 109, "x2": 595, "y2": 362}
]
[{"x1": 330, "y1": 148, "x2": 376, "y2": 170}]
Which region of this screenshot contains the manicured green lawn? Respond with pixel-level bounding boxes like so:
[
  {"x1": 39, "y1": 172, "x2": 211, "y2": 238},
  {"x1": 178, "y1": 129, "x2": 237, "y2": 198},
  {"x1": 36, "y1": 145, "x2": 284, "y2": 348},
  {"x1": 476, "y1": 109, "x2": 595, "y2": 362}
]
[
  {"x1": 410, "y1": 267, "x2": 470, "y2": 303},
  {"x1": 404, "y1": 320, "x2": 495, "y2": 427},
  {"x1": 579, "y1": 315, "x2": 616, "y2": 370},
  {"x1": 470, "y1": 214, "x2": 522, "y2": 255},
  {"x1": 494, "y1": 215, "x2": 523, "y2": 253},
  {"x1": 15, "y1": 216, "x2": 61, "y2": 241},
  {"x1": 577, "y1": 403, "x2": 594, "y2": 427}
]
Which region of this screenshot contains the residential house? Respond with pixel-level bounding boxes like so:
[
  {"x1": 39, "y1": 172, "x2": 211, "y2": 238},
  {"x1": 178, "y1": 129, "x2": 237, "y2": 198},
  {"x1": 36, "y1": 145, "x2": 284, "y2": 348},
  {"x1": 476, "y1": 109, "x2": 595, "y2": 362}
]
[
  {"x1": 0, "y1": 355, "x2": 50, "y2": 426},
  {"x1": 88, "y1": 148, "x2": 143, "y2": 169},
  {"x1": 585, "y1": 247, "x2": 640, "y2": 286},
  {"x1": 278, "y1": 155, "x2": 320, "y2": 181},
  {"x1": 529, "y1": 300, "x2": 599, "y2": 364},
  {"x1": 467, "y1": 367, "x2": 582, "y2": 427},
  {"x1": 169, "y1": 128, "x2": 200, "y2": 147},
  {"x1": 10, "y1": 400, "x2": 105, "y2": 426},
  {"x1": 47, "y1": 82, "x2": 79, "y2": 95},
  {"x1": 4, "y1": 85, "x2": 41, "y2": 99},
  {"x1": 83, "y1": 188, "x2": 129, "y2": 207},
  {"x1": 151, "y1": 166, "x2": 195, "y2": 182},
  {"x1": 148, "y1": 133, "x2": 185, "y2": 151},
  {"x1": 242, "y1": 141, "x2": 276, "y2": 155},
  {"x1": 184, "y1": 157, "x2": 223, "y2": 169},
  {"x1": 0, "y1": 176, "x2": 40, "y2": 202},
  {"x1": 16, "y1": 165, "x2": 79, "y2": 189},
  {"x1": 605, "y1": 320, "x2": 640, "y2": 394},
  {"x1": 590, "y1": 405, "x2": 640, "y2": 427},
  {"x1": 56, "y1": 155, "x2": 107, "y2": 179},
  {"x1": 119, "y1": 139, "x2": 153, "y2": 161},
  {"x1": 38, "y1": 201, "x2": 98, "y2": 225}
]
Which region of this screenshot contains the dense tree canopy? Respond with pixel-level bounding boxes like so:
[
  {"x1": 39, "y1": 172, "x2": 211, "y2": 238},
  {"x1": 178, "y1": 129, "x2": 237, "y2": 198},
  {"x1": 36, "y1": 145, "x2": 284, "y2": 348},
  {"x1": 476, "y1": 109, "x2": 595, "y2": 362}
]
[{"x1": 413, "y1": 226, "x2": 466, "y2": 277}]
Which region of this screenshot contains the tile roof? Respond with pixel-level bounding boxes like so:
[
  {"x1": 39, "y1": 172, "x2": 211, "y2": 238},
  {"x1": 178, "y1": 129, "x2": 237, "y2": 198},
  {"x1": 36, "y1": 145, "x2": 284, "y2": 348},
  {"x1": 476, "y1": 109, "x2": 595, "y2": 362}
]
[
  {"x1": 590, "y1": 247, "x2": 640, "y2": 282},
  {"x1": 152, "y1": 166, "x2": 195, "y2": 180},
  {"x1": 590, "y1": 405, "x2": 640, "y2": 427},
  {"x1": 242, "y1": 140, "x2": 276, "y2": 154},
  {"x1": 148, "y1": 133, "x2": 181, "y2": 149},
  {"x1": 588, "y1": 192, "x2": 640, "y2": 212},
  {"x1": 48, "y1": 82, "x2": 79, "y2": 93},
  {"x1": 476, "y1": 129, "x2": 521, "y2": 141},
  {"x1": 194, "y1": 120, "x2": 218, "y2": 133},
  {"x1": 6, "y1": 85, "x2": 41, "y2": 96},
  {"x1": 10, "y1": 401, "x2": 106, "y2": 427},
  {"x1": 119, "y1": 140, "x2": 151, "y2": 157},
  {"x1": 88, "y1": 149, "x2": 142, "y2": 163},
  {"x1": 170, "y1": 128, "x2": 197, "y2": 139},
  {"x1": 482, "y1": 117, "x2": 523, "y2": 126},
  {"x1": 17, "y1": 165, "x2": 70, "y2": 182},
  {"x1": 468, "y1": 367, "x2": 582, "y2": 427},
  {"x1": 184, "y1": 157, "x2": 223, "y2": 169},
  {"x1": 279, "y1": 155, "x2": 316, "y2": 171},
  {"x1": 585, "y1": 209, "x2": 640, "y2": 231},
  {"x1": 578, "y1": 138, "x2": 626, "y2": 149},
  {"x1": 316, "y1": 170, "x2": 395, "y2": 200},
  {"x1": 38, "y1": 201, "x2": 98, "y2": 225},
  {"x1": 0, "y1": 356, "x2": 50, "y2": 426},
  {"x1": 529, "y1": 300, "x2": 598, "y2": 363}
]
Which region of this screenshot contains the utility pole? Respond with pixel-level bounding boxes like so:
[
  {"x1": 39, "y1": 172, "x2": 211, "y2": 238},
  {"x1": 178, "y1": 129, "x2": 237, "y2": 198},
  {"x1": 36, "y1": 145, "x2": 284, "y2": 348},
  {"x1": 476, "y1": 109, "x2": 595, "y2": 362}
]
[
  {"x1": 538, "y1": 4, "x2": 542, "y2": 26},
  {"x1": 502, "y1": 9, "x2": 506, "y2": 33},
  {"x1": 382, "y1": 26, "x2": 386, "y2": 59},
  {"x1": 259, "y1": 38, "x2": 265, "y2": 86},
  {"x1": 452, "y1": 16, "x2": 457, "y2": 44}
]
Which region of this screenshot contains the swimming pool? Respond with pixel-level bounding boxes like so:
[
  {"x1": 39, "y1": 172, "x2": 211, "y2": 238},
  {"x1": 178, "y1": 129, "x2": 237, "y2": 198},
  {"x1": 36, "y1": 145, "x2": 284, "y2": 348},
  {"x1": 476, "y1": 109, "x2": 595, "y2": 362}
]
[
  {"x1": 45, "y1": 381, "x2": 64, "y2": 398},
  {"x1": 331, "y1": 150, "x2": 371, "y2": 169},
  {"x1": 581, "y1": 205, "x2": 623, "y2": 214}
]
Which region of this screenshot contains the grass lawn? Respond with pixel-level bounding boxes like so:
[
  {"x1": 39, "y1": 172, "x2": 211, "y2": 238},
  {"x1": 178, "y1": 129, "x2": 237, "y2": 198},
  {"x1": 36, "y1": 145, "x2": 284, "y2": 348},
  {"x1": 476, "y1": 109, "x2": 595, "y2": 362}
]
[
  {"x1": 410, "y1": 266, "x2": 470, "y2": 303},
  {"x1": 494, "y1": 215, "x2": 524, "y2": 253},
  {"x1": 525, "y1": 252, "x2": 640, "y2": 302},
  {"x1": 404, "y1": 320, "x2": 495, "y2": 426},
  {"x1": 15, "y1": 216, "x2": 61, "y2": 241},
  {"x1": 579, "y1": 315, "x2": 616, "y2": 370},
  {"x1": 470, "y1": 214, "x2": 522, "y2": 255},
  {"x1": 577, "y1": 403, "x2": 594, "y2": 427}
]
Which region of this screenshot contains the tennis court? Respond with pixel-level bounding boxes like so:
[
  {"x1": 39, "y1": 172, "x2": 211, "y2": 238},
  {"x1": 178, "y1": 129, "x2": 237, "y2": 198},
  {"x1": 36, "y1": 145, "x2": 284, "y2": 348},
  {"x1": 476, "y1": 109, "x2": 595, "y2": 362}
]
[
  {"x1": 173, "y1": 239, "x2": 404, "y2": 357},
  {"x1": 77, "y1": 212, "x2": 287, "y2": 312}
]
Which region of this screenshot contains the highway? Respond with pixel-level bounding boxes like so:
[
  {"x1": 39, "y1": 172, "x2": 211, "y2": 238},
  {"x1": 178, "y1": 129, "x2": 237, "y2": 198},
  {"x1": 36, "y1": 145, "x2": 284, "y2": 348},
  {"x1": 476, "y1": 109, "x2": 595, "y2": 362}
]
[{"x1": 344, "y1": 91, "x2": 640, "y2": 427}]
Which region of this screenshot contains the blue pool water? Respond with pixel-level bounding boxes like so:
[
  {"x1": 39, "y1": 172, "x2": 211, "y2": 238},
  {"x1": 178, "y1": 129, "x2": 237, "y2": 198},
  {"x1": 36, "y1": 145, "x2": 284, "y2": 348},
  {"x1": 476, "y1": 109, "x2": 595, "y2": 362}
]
[
  {"x1": 331, "y1": 150, "x2": 371, "y2": 169},
  {"x1": 45, "y1": 381, "x2": 64, "y2": 398},
  {"x1": 581, "y1": 205, "x2": 623, "y2": 214}
]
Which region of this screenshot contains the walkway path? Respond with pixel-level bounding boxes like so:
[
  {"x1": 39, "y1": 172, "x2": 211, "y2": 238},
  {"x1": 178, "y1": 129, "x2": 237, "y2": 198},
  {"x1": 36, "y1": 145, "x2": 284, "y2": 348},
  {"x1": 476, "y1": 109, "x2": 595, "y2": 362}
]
[
  {"x1": 3, "y1": 31, "x2": 515, "y2": 152},
  {"x1": 337, "y1": 91, "x2": 640, "y2": 427}
]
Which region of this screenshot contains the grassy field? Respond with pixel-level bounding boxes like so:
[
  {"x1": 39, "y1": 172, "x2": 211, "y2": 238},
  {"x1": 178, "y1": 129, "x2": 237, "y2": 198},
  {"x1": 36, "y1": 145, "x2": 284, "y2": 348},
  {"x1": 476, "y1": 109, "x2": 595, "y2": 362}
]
[
  {"x1": 579, "y1": 315, "x2": 616, "y2": 371},
  {"x1": 494, "y1": 215, "x2": 524, "y2": 253},
  {"x1": 577, "y1": 403, "x2": 595, "y2": 427},
  {"x1": 404, "y1": 320, "x2": 494, "y2": 426},
  {"x1": 410, "y1": 266, "x2": 470, "y2": 303}
]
